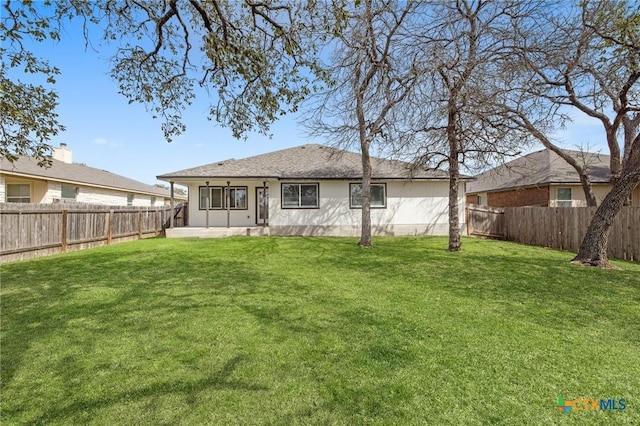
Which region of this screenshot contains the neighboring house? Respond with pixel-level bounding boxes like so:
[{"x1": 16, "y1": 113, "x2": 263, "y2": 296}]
[
  {"x1": 157, "y1": 144, "x2": 469, "y2": 236},
  {"x1": 1, "y1": 143, "x2": 180, "y2": 206},
  {"x1": 466, "y1": 148, "x2": 640, "y2": 207}
]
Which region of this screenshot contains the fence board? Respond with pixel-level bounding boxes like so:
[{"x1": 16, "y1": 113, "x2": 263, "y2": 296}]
[
  {"x1": 1, "y1": 203, "x2": 187, "y2": 262},
  {"x1": 467, "y1": 205, "x2": 639, "y2": 262}
]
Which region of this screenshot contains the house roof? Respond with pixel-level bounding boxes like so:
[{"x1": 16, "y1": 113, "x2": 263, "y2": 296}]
[
  {"x1": 467, "y1": 148, "x2": 611, "y2": 194},
  {"x1": 157, "y1": 144, "x2": 462, "y2": 181},
  {"x1": 1, "y1": 156, "x2": 174, "y2": 198}
]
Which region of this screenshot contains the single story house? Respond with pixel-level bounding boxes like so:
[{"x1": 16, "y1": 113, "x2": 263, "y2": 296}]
[
  {"x1": 466, "y1": 148, "x2": 639, "y2": 207},
  {"x1": 1, "y1": 143, "x2": 181, "y2": 206},
  {"x1": 157, "y1": 144, "x2": 468, "y2": 237}
]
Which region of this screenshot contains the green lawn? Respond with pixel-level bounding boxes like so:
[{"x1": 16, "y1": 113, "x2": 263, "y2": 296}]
[{"x1": 1, "y1": 237, "x2": 638, "y2": 425}]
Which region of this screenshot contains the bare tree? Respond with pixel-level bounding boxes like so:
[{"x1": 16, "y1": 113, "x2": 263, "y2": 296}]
[
  {"x1": 401, "y1": 0, "x2": 538, "y2": 251},
  {"x1": 304, "y1": 0, "x2": 419, "y2": 247}
]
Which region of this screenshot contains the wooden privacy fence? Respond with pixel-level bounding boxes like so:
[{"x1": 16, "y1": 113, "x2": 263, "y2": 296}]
[
  {"x1": 0, "y1": 203, "x2": 187, "y2": 262},
  {"x1": 467, "y1": 204, "x2": 640, "y2": 262},
  {"x1": 466, "y1": 205, "x2": 505, "y2": 239}
]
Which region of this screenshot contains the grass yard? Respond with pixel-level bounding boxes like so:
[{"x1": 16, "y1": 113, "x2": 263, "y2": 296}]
[{"x1": 1, "y1": 236, "x2": 639, "y2": 425}]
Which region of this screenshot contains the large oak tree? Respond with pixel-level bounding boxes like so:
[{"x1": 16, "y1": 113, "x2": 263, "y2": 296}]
[
  {"x1": 508, "y1": 0, "x2": 639, "y2": 267},
  {"x1": 1, "y1": 0, "x2": 345, "y2": 165}
]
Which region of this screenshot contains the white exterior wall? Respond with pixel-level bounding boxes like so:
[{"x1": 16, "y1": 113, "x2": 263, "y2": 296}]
[
  {"x1": 74, "y1": 186, "x2": 160, "y2": 206},
  {"x1": 185, "y1": 179, "x2": 464, "y2": 236},
  {"x1": 39, "y1": 180, "x2": 136, "y2": 205},
  {"x1": 187, "y1": 180, "x2": 265, "y2": 227},
  {"x1": 270, "y1": 180, "x2": 463, "y2": 236},
  {"x1": 1, "y1": 173, "x2": 169, "y2": 206}
]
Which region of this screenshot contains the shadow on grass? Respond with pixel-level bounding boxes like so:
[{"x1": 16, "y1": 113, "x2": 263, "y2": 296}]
[
  {"x1": 3, "y1": 237, "x2": 639, "y2": 424},
  {"x1": 22, "y1": 354, "x2": 268, "y2": 424},
  {"x1": 0, "y1": 247, "x2": 273, "y2": 399}
]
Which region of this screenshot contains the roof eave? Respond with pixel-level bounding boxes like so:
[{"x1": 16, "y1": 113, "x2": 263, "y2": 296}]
[
  {"x1": 158, "y1": 174, "x2": 461, "y2": 181},
  {"x1": 157, "y1": 175, "x2": 280, "y2": 181},
  {"x1": 467, "y1": 180, "x2": 612, "y2": 194},
  {"x1": 2, "y1": 170, "x2": 172, "y2": 198}
]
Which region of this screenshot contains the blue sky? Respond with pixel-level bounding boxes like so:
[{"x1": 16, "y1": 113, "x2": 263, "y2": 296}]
[
  {"x1": 17, "y1": 19, "x2": 311, "y2": 187},
  {"x1": 12, "y1": 15, "x2": 608, "y2": 187}
]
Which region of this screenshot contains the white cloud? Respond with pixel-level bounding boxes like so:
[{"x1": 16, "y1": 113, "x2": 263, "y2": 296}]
[{"x1": 92, "y1": 137, "x2": 109, "y2": 145}]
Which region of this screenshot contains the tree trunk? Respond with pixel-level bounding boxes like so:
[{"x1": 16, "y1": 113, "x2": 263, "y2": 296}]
[
  {"x1": 572, "y1": 170, "x2": 640, "y2": 267},
  {"x1": 447, "y1": 115, "x2": 461, "y2": 252},
  {"x1": 578, "y1": 171, "x2": 598, "y2": 207},
  {"x1": 548, "y1": 146, "x2": 598, "y2": 207},
  {"x1": 359, "y1": 142, "x2": 373, "y2": 247},
  {"x1": 448, "y1": 159, "x2": 461, "y2": 252}
]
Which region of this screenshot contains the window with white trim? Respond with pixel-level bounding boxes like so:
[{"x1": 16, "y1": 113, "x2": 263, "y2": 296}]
[
  {"x1": 127, "y1": 194, "x2": 134, "y2": 206},
  {"x1": 198, "y1": 186, "x2": 247, "y2": 209},
  {"x1": 350, "y1": 183, "x2": 386, "y2": 208},
  {"x1": 282, "y1": 183, "x2": 319, "y2": 208},
  {"x1": 6, "y1": 183, "x2": 30, "y2": 203},
  {"x1": 199, "y1": 187, "x2": 223, "y2": 209},
  {"x1": 556, "y1": 188, "x2": 572, "y2": 207}
]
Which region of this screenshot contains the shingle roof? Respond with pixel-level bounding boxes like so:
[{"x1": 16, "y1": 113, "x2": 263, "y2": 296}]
[
  {"x1": 467, "y1": 149, "x2": 611, "y2": 194},
  {"x1": 1, "y1": 156, "x2": 173, "y2": 198},
  {"x1": 157, "y1": 144, "x2": 459, "y2": 180}
]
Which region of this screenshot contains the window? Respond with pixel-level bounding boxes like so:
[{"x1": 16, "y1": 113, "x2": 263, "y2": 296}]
[
  {"x1": 227, "y1": 187, "x2": 247, "y2": 209},
  {"x1": 199, "y1": 187, "x2": 223, "y2": 209},
  {"x1": 150, "y1": 196, "x2": 156, "y2": 206},
  {"x1": 127, "y1": 194, "x2": 134, "y2": 206},
  {"x1": 6, "y1": 184, "x2": 30, "y2": 203},
  {"x1": 557, "y1": 188, "x2": 572, "y2": 207},
  {"x1": 61, "y1": 185, "x2": 77, "y2": 202},
  {"x1": 350, "y1": 183, "x2": 386, "y2": 208},
  {"x1": 198, "y1": 186, "x2": 246, "y2": 210},
  {"x1": 282, "y1": 183, "x2": 319, "y2": 208}
]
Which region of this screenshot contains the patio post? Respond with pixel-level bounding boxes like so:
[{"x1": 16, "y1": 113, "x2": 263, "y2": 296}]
[
  {"x1": 170, "y1": 181, "x2": 174, "y2": 229},
  {"x1": 226, "y1": 181, "x2": 231, "y2": 228},
  {"x1": 263, "y1": 180, "x2": 267, "y2": 228},
  {"x1": 205, "y1": 180, "x2": 210, "y2": 229}
]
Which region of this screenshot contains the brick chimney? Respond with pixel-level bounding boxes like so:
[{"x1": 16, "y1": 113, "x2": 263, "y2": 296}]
[{"x1": 52, "y1": 143, "x2": 73, "y2": 164}]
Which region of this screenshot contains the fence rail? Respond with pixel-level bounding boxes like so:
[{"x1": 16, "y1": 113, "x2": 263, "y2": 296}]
[
  {"x1": 467, "y1": 204, "x2": 640, "y2": 262},
  {"x1": 1, "y1": 203, "x2": 187, "y2": 262}
]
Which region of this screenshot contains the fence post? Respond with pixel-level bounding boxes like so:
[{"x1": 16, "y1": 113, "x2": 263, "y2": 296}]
[
  {"x1": 138, "y1": 210, "x2": 143, "y2": 239},
  {"x1": 465, "y1": 205, "x2": 470, "y2": 236},
  {"x1": 107, "y1": 209, "x2": 113, "y2": 245},
  {"x1": 61, "y1": 210, "x2": 68, "y2": 252},
  {"x1": 170, "y1": 182, "x2": 175, "y2": 229}
]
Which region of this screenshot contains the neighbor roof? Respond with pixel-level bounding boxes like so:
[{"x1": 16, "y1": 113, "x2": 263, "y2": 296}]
[
  {"x1": 467, "y1": 149, "x2": 611, "y2": 194},
  {"x1": 1, "y1": 156, "x2": 173, "y2": 198},
  {"x1": 157, "y1": 144, "x2": 461, "y2": 181}
]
